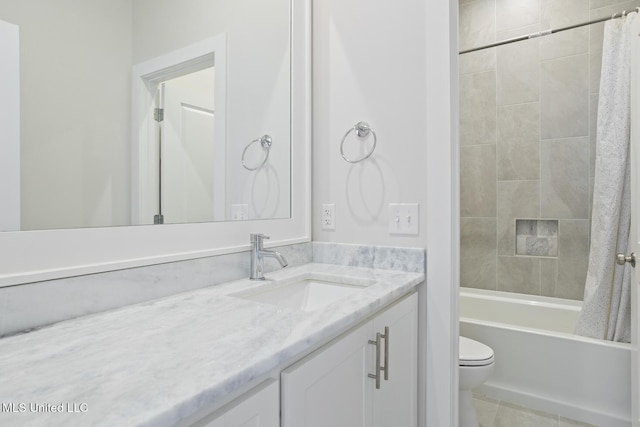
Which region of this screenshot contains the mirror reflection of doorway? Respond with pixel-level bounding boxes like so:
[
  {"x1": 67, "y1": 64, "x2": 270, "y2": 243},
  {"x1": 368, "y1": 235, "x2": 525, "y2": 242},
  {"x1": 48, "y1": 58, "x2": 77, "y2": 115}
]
[
  {"x1": 155, "y1": 67, "x2": 217, "y2": 224},
  {"x1": 132, "y1": 34, "x2": 227, "y2": 226}
]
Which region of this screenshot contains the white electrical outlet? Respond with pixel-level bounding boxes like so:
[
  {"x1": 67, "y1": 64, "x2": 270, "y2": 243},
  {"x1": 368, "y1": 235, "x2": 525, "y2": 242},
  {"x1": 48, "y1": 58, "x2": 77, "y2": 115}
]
[
  {"x1": 389, "y1": 203, "x2": 419, "y2": 235},
  {"x1": 322, "y1": 204, "x2": 335, "y2": 230},
  {"x1": 231, "y1": 204, "x2": 249, "y2": 221}
]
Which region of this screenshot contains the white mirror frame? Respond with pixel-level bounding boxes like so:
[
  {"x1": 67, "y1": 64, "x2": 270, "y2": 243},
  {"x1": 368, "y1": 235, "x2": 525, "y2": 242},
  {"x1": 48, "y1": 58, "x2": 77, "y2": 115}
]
[
  {"x1": 0, "y1": 19, "x2": 20, "y2": 234},
  {"x1": 0, "y1": 0, "x2": 311, "y2": 287}
]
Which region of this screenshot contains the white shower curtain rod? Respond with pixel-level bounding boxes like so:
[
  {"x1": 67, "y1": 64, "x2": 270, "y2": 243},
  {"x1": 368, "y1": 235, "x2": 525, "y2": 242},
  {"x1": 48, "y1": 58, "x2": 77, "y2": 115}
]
[{"x1": 459, "y1": 7, "x2": 640, "y2": 54}]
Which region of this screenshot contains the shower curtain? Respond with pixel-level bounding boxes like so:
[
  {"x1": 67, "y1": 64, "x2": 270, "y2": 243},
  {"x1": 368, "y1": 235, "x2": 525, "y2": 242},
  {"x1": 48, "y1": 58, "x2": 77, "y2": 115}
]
[{"x1": 575, "y1": 11, "x2": 638, "y2": 343}]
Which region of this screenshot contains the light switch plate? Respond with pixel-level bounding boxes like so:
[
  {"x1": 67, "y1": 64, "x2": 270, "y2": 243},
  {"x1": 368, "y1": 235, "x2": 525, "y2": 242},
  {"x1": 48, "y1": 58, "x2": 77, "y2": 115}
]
[{"x1": 389, "y1": 203, "x2": 419, "y2": 235}]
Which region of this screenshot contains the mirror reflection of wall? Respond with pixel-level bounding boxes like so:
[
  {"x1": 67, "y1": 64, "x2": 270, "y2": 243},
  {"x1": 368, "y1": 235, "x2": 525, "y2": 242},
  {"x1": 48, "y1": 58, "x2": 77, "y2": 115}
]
[{"x1": 0, "y1": 0, "x2": 291, "y2": 232}]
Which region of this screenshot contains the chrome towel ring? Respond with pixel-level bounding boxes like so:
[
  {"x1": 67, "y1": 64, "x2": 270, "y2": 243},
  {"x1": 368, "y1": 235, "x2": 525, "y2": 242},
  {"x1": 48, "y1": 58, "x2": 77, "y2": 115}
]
[
  {"x1": 242, "y1": 135, "x2": 272, "y2": 171},
  {"x1": 340, "y1": 121, "x2": 377, "y2": 163}
]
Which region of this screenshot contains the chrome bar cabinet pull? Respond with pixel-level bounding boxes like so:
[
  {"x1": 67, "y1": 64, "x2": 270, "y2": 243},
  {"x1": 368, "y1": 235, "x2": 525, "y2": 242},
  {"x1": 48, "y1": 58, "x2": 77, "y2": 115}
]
[
  {"x1": 382, "y1": 326, "x2": 389, "y2": 381},
  {"x1": 368, "y1": 332, "x2": 382, "y2": 389},
  {"x1": 368, "y1": 326, "x2": 390, "y2": 389}
]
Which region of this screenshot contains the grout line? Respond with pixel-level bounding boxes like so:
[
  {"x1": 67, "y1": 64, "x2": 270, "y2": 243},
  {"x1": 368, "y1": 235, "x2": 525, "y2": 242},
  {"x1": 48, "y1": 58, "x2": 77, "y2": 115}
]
[
  {"x1": 494, "y1": 127, "x2": 499, "y2": 288},
  {"x1": 496, "y1": 100, "x2": 540, "y2": 109},
  {"x1": 494, "y1": 0, "x2": 499, "y2": 295},
  {"x1": 460, "y1": 142, "x2": 497, "y2": 148},
  {"x1": 538, "y1": 19, "x2": 545, "y2": 299},
  {"x1": 496, "y1": 179, "x2": 540, "y2": 183},
  {"x1": 539, "y1": 135, "x2": 590, "y2": 142},
  {"x1": 460, "y1": 217, "x2": 497, "y2": 220},
  {"x1": 539, "y1": 51, "x2": 590, "y2": 64},
  {"x1": 460, "y1": 68, "x2": 497, "y2": 79}
]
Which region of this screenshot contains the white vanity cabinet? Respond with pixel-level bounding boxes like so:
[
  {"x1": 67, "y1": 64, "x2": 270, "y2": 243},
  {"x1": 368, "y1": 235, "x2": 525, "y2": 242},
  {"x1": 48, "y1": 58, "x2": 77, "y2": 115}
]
[
  {"x1": 371, "y1": 293, "x2": 419, "y2": 426},
  {"x1": 190, "y1": 380, "x2": 279, "y2": 427},
  {"x1": 281, "y1": 292, "x2": 418, "y2": 427}
]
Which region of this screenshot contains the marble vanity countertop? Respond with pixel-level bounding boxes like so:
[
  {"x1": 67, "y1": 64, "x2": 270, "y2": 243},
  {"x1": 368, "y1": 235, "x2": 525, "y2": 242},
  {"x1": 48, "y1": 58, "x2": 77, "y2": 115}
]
[{"x1": 0, "y1": 263, "x2": 423, "y2": 427}]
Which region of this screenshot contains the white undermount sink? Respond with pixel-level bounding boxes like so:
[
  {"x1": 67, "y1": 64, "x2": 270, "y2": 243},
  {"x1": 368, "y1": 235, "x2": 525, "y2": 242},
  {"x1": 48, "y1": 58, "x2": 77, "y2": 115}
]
[{"x1": 231, "y1": 275, "x2": 375, "y2": 312}]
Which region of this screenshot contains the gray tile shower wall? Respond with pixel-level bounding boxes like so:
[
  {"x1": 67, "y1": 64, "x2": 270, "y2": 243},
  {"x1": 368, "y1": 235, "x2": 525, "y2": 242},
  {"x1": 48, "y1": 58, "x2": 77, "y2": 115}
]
[{"x1": 459, "y1": 0, "x2": 640, "y2": 300}]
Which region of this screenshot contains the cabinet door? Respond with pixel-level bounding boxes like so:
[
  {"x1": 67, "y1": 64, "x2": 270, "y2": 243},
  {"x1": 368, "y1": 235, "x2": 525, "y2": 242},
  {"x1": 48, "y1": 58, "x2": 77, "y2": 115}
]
[
  {"x1": 281, "y1": 322, "x2": 375, "y2": 427},
  {"x1": 195, "y1": 380, "x2": 279, "y2": 427},
  {"x1": 372, "y1": 292, "x2": 418, "y2": 427}
]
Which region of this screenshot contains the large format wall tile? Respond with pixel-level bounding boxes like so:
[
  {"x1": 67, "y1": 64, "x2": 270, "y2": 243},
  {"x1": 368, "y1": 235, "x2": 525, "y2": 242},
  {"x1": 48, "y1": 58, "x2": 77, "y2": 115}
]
[
  {"x1": 540, "y1": 258, "x2": 558, "y2": 297},
  {"x1": 497, "y1": 102, "x2": 540, "y2": 180},
  {"x1": 590, "y1": 47, "x2": 603, "y2": 95},
  {"x1": 540, "y1": 137, "x2": 589, "y2": 219},
  {"x1": 461, "y1": 145, "x2": 497, "y2": 217},
  {"x1": 540, "y1": 27, "x2": 588, "y2": 60},
  {"x1": 542, "y1": 0, "x2": 589, "y2": 28},
  {"x1": 459, "y1": 0, "x2": 496, "y2": 51},
  {"x1": 497, "y1": 180, "x2": 540, "y2": 255},
  {"x1": 541, "y1": 54, "x2": 589, "y2": 139},
  {"x1": 461, "y1": 218, "x2": 497, "y2": 290},
  {"x1": 556, "y1": 220, "x2": 590, "y2": 299},
  {"x1": 496, "y1": 0, "x2": 540, "y2": 32},
  {"x1": 590, "y1": 21, "x2": 605, "y2": 53},
  {"x1": 497, "y1": 39, "x2": 539, "y2": 106},
  {"x1": 460, "y1": 71, "x2": 497, "y2": 146},
  {"x1": 496, "y1": 23, "x2": 540, "y2": 41},
  {"x1": 590, "y1": 0, "x2": 640, "y2": 20},
  {"x1": 460, "y1": 48, "x2": 496, "y2": 76},
  {"x1": 591, "y1": 0, "x2": 633, "y2": 9},
  {"x1": 497, "y1": 256, "x2": 541, "y2": 295},
  {"x1": 540, "y1": 0, "x2": 589, "y2": 58}
]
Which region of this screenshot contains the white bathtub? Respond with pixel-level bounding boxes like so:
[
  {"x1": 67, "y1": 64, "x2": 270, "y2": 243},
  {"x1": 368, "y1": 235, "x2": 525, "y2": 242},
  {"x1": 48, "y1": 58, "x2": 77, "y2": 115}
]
[{"x1": 460, "y1": 287, "x2": 632, "y2": 427}]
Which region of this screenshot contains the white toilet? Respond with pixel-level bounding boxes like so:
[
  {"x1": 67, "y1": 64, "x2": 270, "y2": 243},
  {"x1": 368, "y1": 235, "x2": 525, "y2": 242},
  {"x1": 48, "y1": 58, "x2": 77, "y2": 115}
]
[{"x1": 459, "y1": 336, "x2": 495, "y2": 427}]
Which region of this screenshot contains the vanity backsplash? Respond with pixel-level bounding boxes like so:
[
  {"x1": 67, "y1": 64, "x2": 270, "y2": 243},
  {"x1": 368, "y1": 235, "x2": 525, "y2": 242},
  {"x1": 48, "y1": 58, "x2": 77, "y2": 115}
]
[{"x1": 0, "y1": 242, "x2": 425, "y2": 337}]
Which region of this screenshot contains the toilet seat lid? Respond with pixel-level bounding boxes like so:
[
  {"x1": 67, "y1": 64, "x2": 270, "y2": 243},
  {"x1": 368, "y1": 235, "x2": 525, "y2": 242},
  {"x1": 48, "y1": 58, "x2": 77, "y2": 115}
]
[{"x1": 459, "y1": 336, "x2": 494, "y2": 366}]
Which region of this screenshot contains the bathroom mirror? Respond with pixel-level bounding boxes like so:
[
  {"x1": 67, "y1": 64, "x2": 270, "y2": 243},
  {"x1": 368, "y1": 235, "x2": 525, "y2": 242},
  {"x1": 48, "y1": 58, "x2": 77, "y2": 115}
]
[
  {"x1": 0, "y1": 0, "x2": 309, "y2": 287},
  {"x1": 0, "y1": 0, "x2": 291, "y2": 231}
]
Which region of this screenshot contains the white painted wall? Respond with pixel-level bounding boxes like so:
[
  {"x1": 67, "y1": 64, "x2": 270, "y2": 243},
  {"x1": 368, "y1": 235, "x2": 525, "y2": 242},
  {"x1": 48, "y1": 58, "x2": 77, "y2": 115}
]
[
  {"x1": 0, "y1": 0, "x2": 133, "y2": 230},
  {"x1": 312, "y1": 0, "x2": 428, "y2": 247},
  {"x1": 133, "y1": 0, "x2": 291, "y2": 221},
  {"x1": 425, "y1": 1, "x2": 460, "y2": 426},
  {"x1": 312, "y1": 0, "x2": 459, "y2": 425}
]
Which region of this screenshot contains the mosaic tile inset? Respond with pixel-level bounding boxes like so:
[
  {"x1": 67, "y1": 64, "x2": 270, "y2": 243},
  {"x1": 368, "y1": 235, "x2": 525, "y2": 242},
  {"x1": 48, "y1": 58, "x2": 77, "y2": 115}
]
[{"x1": 516, "y1": 219, "x2": 559, "y2": 257}]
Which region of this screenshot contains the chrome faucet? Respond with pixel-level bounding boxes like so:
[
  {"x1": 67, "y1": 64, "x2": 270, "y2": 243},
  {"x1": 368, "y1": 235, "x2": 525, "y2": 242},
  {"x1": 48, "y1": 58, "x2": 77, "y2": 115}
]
[{"x1": 250, "y1": 234, "x2": 288, "y2": 280}]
